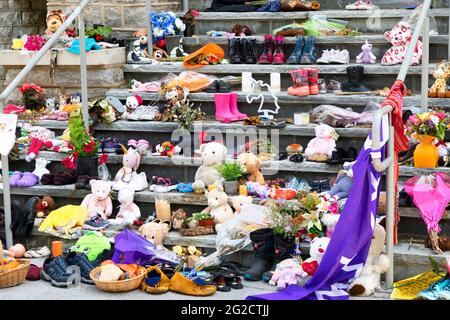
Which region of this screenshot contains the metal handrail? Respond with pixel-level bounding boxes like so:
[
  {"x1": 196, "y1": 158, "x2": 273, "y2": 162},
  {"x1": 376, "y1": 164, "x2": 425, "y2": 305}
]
[
  {"x1": 0, "y1": 0, "x2": 92, "y2": 248},
  {"x1": 371, "y1": 0, "x2": 432, "y2": 289}
]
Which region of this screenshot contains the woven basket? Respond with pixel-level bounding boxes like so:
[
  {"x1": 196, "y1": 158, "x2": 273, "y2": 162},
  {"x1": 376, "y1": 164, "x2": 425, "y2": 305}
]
[
  {"x1": 179, "y1": 226, "x2": 215, "y2": 236},
  {"x1": 0, "y1": 242, "x2": 30, "y2": 288},
  {"x1": 90, "y1": 266, "x2": 146, "y2": 293}
]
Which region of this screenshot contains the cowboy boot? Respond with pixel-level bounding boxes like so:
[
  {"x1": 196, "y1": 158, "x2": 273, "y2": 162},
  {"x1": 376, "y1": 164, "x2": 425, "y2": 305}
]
[
  {"x1": 272, "y1": 35, "x2": 286, "y2": 64},
  {"x1": 242, "y1": 38, "x2": 257, "y2": 64},
  {"x1": 258, "y1": 34, "x2": 274, "y2": 64},
  {"x1": 300, "y1": 36, "x2": 317, "y2": 64},
  {"x1": 228, "y1": 37, "x2": 243, "y2": 64},
  {"x1": 308, "y1": 68, "x2": 319, "y2": 95},
  {"x1": 262, "y1": 233, "x2": 296, "y2": 282},
  {"x1": 287, "y1": 36, "x2": 305, "y2": 64},
  {"x1": 243, "y1": 228, "x2": 275, "y2": 281},
  {"x1": 287, "y1": 69, "x2": 309, "y2": 96}
]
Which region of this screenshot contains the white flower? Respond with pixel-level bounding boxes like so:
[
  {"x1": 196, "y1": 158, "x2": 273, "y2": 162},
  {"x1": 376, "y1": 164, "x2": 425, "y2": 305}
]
[
  {"x1": 153, "y1": 27, "x2": 164, "y2": 38},
  {"x1": 99, "y1": 100, "x2": 109, "y2": 110},
  {"x1": 166, "y1": 25, "x2": 175, "y2": 35},
  {"x1": 175, "y1": 18, "x2": 186, "y2": 32},
  {"x1": 430, "y1": 115, "x2": 440, "y2": 125}
]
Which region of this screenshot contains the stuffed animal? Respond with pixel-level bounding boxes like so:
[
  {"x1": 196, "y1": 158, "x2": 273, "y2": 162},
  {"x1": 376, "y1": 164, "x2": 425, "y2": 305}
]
[
  {"x1": 115, "y1": 146, "x2": 141, "y2": 182},
  {"x1": 428, "y1": 61, "x2": 450, "y2": 98},
  {"x1": 269, "y1": 258, "x2": 303, "y2": 290},
  {"x1": 323, "y1": 161, "x2": 355, "y2": 201},
  {"x1": 231, "y1": 195, "x2": 253, "y2": 214},
  {"x1": 237, "y1": 152, "x2": 265, "y2": 185},
  {"x1": 44, "y1": 10, "x2": 68, "y2": 39},
  {"x1": 45, "y1": 98, "x2": 57, "y2": 112},
  {"x1": 299, "y1": 237, "x2": 330, "y2": 282},
  {"x1": 121, "y1": 95, "x2": 143, "y2": 120},
  {"x1": 304, "y1": 124, "x2": 337, "y2": 162},
  {"x1": 153, "y1": 141, "x2": 181, "y2": 157},
  {"x1": 138, "y1": 220, "x2": 170, "y2": 249},
  {"x1": 425, "y1": 234, "x2": 450, "y2": 252},
  {"x1": 381, "y1": 21, "x2": 423, "y2": 66},
  {"x1": 109, "y1": 188, "x2": 141, "y2": 226},
  {"x1": 32, "y1": 157, "x2": 51, "y2": 181},
  {"x1": 356, "y1": 40, "x2": 376, "y2": 64},
  {"x1": 202, "y1": 184, "x2": 234, "y2": 231},
  {"x1": 194, "y1": 142, "x2": 227, "y2": 187},
  {"x1": 36, "y1": 195, "x2": 56, "y2": 218},
  {"x1": 18, "y1": 123, "x2": 60, "y2": 162},
  {"x1": 171, "y1": 208, "x2": 187, "y2": 230},
  {"x1": 129, "y1": 36, "x2": 153, "y2": 63},
  {"x1": 81, "y1": 179, "x2": 113, "y2": 220},
  {"x1": 348, "y1": 220, "x2": 390, "y2": 297}
]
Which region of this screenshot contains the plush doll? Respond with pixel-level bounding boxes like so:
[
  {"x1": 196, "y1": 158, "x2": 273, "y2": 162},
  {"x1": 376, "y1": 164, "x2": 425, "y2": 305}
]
[
  {"x1": 237, "y1": 152, "x2": 265, "y2": 185},
  {"x1": 348, "y1": 220, "x2": 390, "y2": 297},
  {"x1": 304, "y1": 124, "x2": 337, "y2": 162},
  {"x1": 269, "y1": 258, "x2": 303, "y2": 290},
  {"x1": 109, "y1": 188, "x2": 141, "y2": 226},
  {"x1": 381, "y1": 21, "x2": 423, "y2": 66},
  {"x1": 138, "y1": 220, "x2": 170, "y2": 249},
  {"x1": 32, "y1": 157, "x2": 51, "y2": 181},
  {"x1": 18, "y1": 123, "x2": 60, "y2": 162},
  {"x1": 299, "y1": 237, "x2": 331, "y2": 283},
  {"x1": 428, "y1": 61, "x2": 450, "y2": 98},
  {"x1": 115, "y1": 146, "x2": 141, "y2": 182},
  {"x1": 171, "y1": 208, "x2": 187, "y2": 230},
  {"x1": 44, "y1": 10, "x2": 68, "y2": 39},
  {"x1": 323, "y1": 161, "x2": 355, "y2": 201},
  {"x1": 81, "y1": 179, "x2": 113, "y2": 220},
  {"x1": 121, "y1": 95, "x2": 143, "y2": 120},
  {"x1": 153, "y1": 141, "x2": 181, "y2": 157},
  {"x1": 129, "y1": 36, "x2": 153, "y2": 63},
  {"x1": 194, "y1": 142, "x2": 227, "y2": 187},
  {"x1": 202, "y1": 184, "x2": 234, "y2": 231},
  {"x1": 356, "y1": 40, "x2": 376, "y2": 64},
  {"x1": 36, "y1": 195, "x2": 56, "y2": 218},
  {"x1": 231, "y1": 195, "x2": 253, "y2": 214}
]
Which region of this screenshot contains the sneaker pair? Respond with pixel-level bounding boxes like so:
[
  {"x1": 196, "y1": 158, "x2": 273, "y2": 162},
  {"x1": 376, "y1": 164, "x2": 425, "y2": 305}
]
[
  {"x1": 100, "y1": 137, "x2": 119, "y2": 153},
  {"x1": 128, "y1": 139, "x2": 150, "y2": 156},
  {"x1": 418, "y1": 278, "x2": 450, "y2": 300},
  {"x1": 128, "y1": 104, "x2": 161, "y2": 121},
  {"x1": 83, "y1": 213, "x2": 110, "y2": 231},
  {"x1": 287, "y1": 36, "x2": 317, "y2": 64},
  {"x1": 317, "y1": 49, "x2": 350, "y2": 64},
  {"x1": 318, "y1": 79, "x2": 342, "y2": 94}
]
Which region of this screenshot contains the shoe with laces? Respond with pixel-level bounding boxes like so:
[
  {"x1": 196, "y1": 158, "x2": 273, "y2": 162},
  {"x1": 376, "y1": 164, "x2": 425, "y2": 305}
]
[
  {"x1": 127, "y1": 105, "x2": 160, "y2": 121},
  {"x1": 65, "y1": 251, "x2": 95, "y2": 284},
  {"x1": 141, "y1": 266, "x2": 170, "y2": 294},
  {"x1": 83, "y1": 214, "x2": 110, "y2": 231},
  {"x1": 103, "y1": 138, "x2": 119, "y2": 153},
  {"x1": 346, "y1": 0, "x2": 374, "y2": 9},
  {"x1": 418, "y1": 278, "x2": 450, "y2": 300},
  {"x1": 326, "y1": 80, "x2": 342, "y2": 93},
  {"x1": 42, "y1": 256, "x2": 77, "y2": 288},
  {"x1": 317, "y1": 49, "x2": 332, "y2": 64},
  {"x1": 329, "y1": 49, "x2": 350, "y2": 64}
]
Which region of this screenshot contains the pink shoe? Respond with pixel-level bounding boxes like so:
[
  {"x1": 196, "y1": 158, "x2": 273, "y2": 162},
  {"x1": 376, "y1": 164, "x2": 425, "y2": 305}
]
[
  {"x1": 228, "y1": 93, "x2": 247, "y2": 120},
  {"x1": 4, "y1": 104, "x2": 25, "y2": 115},
  {"x1": 127, "y1": 139, "x2": 138, "y2": 149},
  {"x1": 272, "y1": 35, "x2": 286, "y2": 65},
  {"x1": 137, "y1": 139, "x2": 150, "y2": 156},
  {"x1": 258, "y1": 34, "x2": 274, "y2": 64},
  {"x1": 214, "y1": 93, "x2": 239, "y2": 123}
]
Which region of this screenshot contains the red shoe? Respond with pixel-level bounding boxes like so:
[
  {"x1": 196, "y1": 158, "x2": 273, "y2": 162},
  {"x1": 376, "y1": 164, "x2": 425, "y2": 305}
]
[
  {"x1": 258, "y1": 34, "x2": 274, "y2": 64},
  {"x1": 272, "y1": 35, "x2": 286, "y2": 65},
  {"x1": 308, "y1": 68, "x2": 319, "y2": 95},
  {"x1": 287, "y1": 69, "x2": 309, "y2": 96},
  {"x1": 4, "y1": 104, "x2": 26, "y2": 114}
]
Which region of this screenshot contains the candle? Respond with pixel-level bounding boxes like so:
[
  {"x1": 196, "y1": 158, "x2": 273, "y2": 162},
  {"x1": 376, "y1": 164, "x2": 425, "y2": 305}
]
[
  {"x1": 270, "y1": 73, "x2": 281, "y2": 93},
  {"x1": 52, "y1": 241, "x2": 63, "y2": 257},
  {"x1": 239, "y1": 185, "x2": 248, "y2": 196},
  {"x1": 155, "y1": 199, "x2": 171, "y2": 222},
  {"x1": 294, "y1": 113, "x2": 310, "y2": 126},
  {"x1": 242, "y1": 72, "x2": 253, "y2": 92}
]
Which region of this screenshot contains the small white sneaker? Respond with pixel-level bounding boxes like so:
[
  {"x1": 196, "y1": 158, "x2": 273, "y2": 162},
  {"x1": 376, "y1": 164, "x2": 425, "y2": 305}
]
[
  {"x1": 329, "y1": 49, "x2": 350, "y2": 64},
  {"x1": 317, "y1": 49, "x2": 332, "y2": 64},
  {"x1": 127, "y1": 172, "x2": 149, "y2": 191},
  {"x1": 346, "y1": 0, "x2": 374, "y2": 10},
  {"x1": 127, "y1": 105, "x2": 161, "y2": 121}
]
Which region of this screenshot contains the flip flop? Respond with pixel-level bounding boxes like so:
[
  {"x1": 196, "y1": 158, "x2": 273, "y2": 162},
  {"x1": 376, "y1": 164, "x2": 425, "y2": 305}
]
[
  {"x1": 106, "y1": 96, "x2": 125, "y2": 114},
  {"x1": 213, "y1": 275, "x2": 231, "y2": 292},
  {"x1": 225, "y1": 276, "x2": 243, "y2": 290}
]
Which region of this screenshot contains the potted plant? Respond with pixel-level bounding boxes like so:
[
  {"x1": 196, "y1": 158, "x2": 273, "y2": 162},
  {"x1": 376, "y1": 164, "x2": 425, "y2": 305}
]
[
  {"x1": 62, "y1": 109, "x2": 100, "y2": 177},
  {"x1": 193, "y1": 212, "x2": 215, "y2": 227},
  {"x1": 216, "y1": 161, "x2": 246, "y2": 195}
]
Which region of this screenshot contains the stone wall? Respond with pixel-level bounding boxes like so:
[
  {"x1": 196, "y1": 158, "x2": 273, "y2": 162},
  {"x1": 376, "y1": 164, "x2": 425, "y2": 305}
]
[{"x1": 47, "y1": 0, "x2": 180, "y2": 38}]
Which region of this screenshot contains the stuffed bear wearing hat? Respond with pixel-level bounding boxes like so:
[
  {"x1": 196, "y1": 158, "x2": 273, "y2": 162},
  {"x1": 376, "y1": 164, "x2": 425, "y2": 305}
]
[
  {"x1": 194, "y1": 142, "x2": 227, "y2": 188},
  {"x1": 348, "y1": 219, "x2": 390, "y2": 297},
  {"x1": 202, "y1": 184, "x2": 234, "y2": 231},
  {"x1": 237, "y1": 152, "x2": 265, "y2": 185},
  {"x1": 45, "y1": 10, "x2": 68, "y2": 40},
  {"x1": 81, "y1": 179, "x2": 113, "y2": 220},
  {"x1": 138, "y1": 221, "x2": 170, "y2": 249}
]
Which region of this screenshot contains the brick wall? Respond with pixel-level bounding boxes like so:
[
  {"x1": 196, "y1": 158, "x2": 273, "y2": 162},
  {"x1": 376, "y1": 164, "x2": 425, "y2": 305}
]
[{"x1": 47, "y1": 0, "x2": 180, "y2": 38}]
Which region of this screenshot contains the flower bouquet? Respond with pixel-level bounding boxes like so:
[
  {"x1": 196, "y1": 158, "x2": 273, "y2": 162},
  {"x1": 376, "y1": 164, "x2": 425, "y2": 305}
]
[
  {"x1": 183, "y1": 42, "x2": 225, "y2": 69},
  {"x1": 88, "y1": 98, "x2": 117, "y2": 124},
  {"x1": 150, "y1": 11, "x2": 185, "y2": 47},
  {"x1": 19, "y1": 83, "x2": 46, "y2": 111}
]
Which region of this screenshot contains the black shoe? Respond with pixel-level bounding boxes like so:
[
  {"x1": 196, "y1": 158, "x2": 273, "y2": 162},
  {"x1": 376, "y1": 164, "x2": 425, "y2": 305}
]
[
  {"x1": 342, "y1": 147, "x2": 358, "y2": 162},
  {"x1": 287, "y1": 36, "x2": 305, "y2": 64},
  {"x1": 341, "y1": 66, "x2": 371, "y2": 92},
  {"x1": 91, "y1": 247, "x2": 115, "y2": 267},
  {"x1": 65, "y1": 251, "x2": 95, "y2": 284},
  {"x1": 241, "y1": 38, "x2": 257, "y2": 64},
  {"x1": 262, "y1": 233, "x2": 295, "y2": 282},
  {"x1": 278, "y1": 151, "x2": 288, "y2": 160},
  {"x1": 42, "y1": 256, "x2": 77, "y2": 288},
  {"x1": 326, "y1": 147, "x2": 346, "y2": 165},
  {"x1": 288, "y1": 154, "x2": 304, "y2": 163},
  {"x1": 228, "y1": 37, "x2": 242, "y2": 64},
  {"x1": 243, "y1": 228, "x2": 275, "y2": 281},
  {"x1": 75, "y1": 175, "x2": 91, "y2": 189},
  {"x1": 217, "y1": 80, "x2": 231, "y2": 93},
  {"x1": 204, "y1": 80, "x2": 219, "y2": 93}
]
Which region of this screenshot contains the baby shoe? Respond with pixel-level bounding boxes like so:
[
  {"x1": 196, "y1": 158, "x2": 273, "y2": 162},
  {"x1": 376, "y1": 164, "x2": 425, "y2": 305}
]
[
  {"x1": 9, "y1": 171, "x2": 23, "y2": 187},
  {"x1": 137, "y1": 139, "x2": 150, "y2": 156},
  {"x1": 127, "y1": 139, "x2": 138, "y2": 149},
  {"x1": 16, "y1": 172, "x2": 39, "y2": 187},
  {"x1": 169, "y1": 272, "x2": 217, "y2": 296},
  {"x1": 141, "y1": 266, "x2": 170, "y2": 294}
]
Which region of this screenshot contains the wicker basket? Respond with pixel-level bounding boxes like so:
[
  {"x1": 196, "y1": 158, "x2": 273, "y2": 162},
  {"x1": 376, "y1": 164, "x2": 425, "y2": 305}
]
[
  {"x1": 0, "y1": 242, "x2": 30, "y2": 288},
  {"x1": 179, "y1": 226, "x2": 215, "y2": 236},
  {"x1": 90, "y1": 265, "x2": 146, "y2": 293}
]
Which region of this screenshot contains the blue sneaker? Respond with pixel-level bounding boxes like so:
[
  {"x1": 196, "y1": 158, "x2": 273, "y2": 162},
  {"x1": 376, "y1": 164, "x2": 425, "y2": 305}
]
[
  {"x1": 65, "y1": 252, "x2": 95, "y2": 284},
  {"x1": 437, "y1": 278, "x2": 450, "y2": 300},
  {"x1": 417, "y1": 278, "x2": 450, "y2": 300},
  {"x1": 42, "y1": 256, "x2": 77, "y2": 288}
]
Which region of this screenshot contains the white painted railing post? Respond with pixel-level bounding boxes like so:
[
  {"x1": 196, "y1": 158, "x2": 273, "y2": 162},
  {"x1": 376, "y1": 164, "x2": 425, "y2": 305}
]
[
  {"x1": 146, "y1": 0, "x2": 153, "y2": 57},
  {"x1": 385, "y1": 117, "x2": 395, "y2": 288},
  {"x1": 78, "y1": 12, "x2": 90, "y2": 131},
  {"x1": 1, "y1": 154, "x2": 12, "y2": 248},
  {"x1": 183, "y1": 0, "x2": 189, "y2": 11},
  {"x1": 421, "y1": 16, "x2": 430, "y2": 112}
]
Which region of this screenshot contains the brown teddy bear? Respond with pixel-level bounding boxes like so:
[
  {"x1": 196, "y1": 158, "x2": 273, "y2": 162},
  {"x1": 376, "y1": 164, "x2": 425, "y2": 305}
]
[
  {"x1": 237, "y1": 152, "x2": 265, "y2": 185},
  {"x1": 45, "y1": 10, "x2": 68, "y2": 40},
  {"x1": 138, "y1": 221, "x2": 171, "y2": 249},
  {"x1": 36, "y1": 195, "x2": 56, "y2": 218}
]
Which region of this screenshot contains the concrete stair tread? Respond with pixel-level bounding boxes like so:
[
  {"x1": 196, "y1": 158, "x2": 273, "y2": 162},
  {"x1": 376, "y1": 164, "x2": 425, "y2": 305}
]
[
  {"x1": 106, "y1": 89, "x2": 450, "y2": 108},
  {"x1": 124, "y1": 62, "x2": 434, "y2": 75}
]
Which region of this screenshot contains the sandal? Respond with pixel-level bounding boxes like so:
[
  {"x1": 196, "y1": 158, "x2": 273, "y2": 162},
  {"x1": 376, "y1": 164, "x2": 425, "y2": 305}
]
[
  {"x1": 225, "y1": 276, "x2": 243, "y2": 290},
  {"x1": 257, "y1": 120, "x2": 287, "y2": 128},
  {"x1": 213, "y1": 275, "x2": 231, "y2": 292}
]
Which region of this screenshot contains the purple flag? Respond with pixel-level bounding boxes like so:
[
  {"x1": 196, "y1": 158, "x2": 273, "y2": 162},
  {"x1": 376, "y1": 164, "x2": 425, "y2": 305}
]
[{"x1": 247, "y1": 116, "x2": 388, "y2": 300}]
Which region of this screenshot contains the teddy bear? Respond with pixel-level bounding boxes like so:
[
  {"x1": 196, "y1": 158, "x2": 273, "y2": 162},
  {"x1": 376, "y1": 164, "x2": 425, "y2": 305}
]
[
  {"x1": 138, "y1": 220, "x2": 170, "y2": 249},
  {"x1": 36, "y1": 195, "x2": 56, "y2": 218},
  {"x1": 298, "y1": 237, "x2": 331, "y2": 284},
  {"x1": 81, "y1": 179, "x2": 113, "y2": 220},
  {"x1": 231, "y1": 195, "x2": 253, "y2": 214},
  {"x1": 153, "y1": 141, "x2": 181, "y2": 157},
  {"x1": 109, "y1": 188, "x2": 141, "y2": 226},
  {"x1": 194, "y1": 142, "x2": 227, "y2": 187},
  {"x1": 171, "y1": 208, "x2": 187, "y2": 230},
  {"x1": 44, "y1": 10, "x2": 69, "y2": 42},
  {"x1": 381, "y1": 21, "x2": 423, "y2": 66},
  {"x1": 237, "y1": 152, "x2": 265, "y2": 185},
  {"x1": 304, "y1": 124, "x2": 337, "y2": 162},
  {"x1": 428, "y1": 61, "x2": 450, "y2": 98},
  {"x1": 202, "y1": 184, "x2": 234, "y2": 231},
  {"x1": 348, "y1": 220, "x2": 390, "y2": 297},
  {"x1": 269, "y1": 258, "x2": 303, "y2": 290},
  {"x1": 32, "y1": 157, "x2": 51, "y2": 181}
]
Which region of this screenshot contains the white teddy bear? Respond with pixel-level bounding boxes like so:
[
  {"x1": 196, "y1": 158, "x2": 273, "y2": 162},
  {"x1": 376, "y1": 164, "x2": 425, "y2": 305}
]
[
  {"x1": 202, "y1": 184, "x2": 234, "y2": 232},
  {"x1": 109, "y1": 188, "x2": 141, "y2": 226},
  {"x1": 298, "y1": 237, "x2": 331, "y2": 284},
  {"x1": 33, "y1": 157, "x2": 51, "y2": 181},
  {"x1": 194, "y1": 142, "x2": 227, "y2": 188}
]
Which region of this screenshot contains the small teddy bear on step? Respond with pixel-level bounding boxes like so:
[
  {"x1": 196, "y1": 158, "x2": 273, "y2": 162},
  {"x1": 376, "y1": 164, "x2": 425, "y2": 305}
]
[{"x1": 356, "y1": 40, "x2": 376, "y2": 64}]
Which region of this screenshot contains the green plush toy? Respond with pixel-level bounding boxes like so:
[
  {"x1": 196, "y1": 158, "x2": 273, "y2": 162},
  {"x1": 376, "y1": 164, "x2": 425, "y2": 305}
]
[{"x1": 71, "y1": 231, "x2": 111, "y2": 261}]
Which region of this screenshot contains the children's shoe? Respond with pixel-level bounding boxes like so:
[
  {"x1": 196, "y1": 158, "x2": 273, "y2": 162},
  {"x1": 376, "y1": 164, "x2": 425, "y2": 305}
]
[
  {"x1": 299, "y1": 36, "x2": 317, "y2": 64},
  {"x1": 287, "y1": 36, "x2": 305, "y2": 64},
  {"x1": 228, "y1": 92, "x2": 248, "y2": 120},
  {"x1": 417, "y1": 278, "x2": 450, "y2": 300},
  {"x1": 141, "y1": 266, "x2": 170, "y2": 294},
  {"x1": 16, "y1": 172, "x2": 39, "y2": 187},
  {"x1": 137, "y1": 139, "x2": 150, "y2": 156},
  {"x1": 272, "y1": 35, "x2": 286, "y2": 64},
  {"x1": 258, "y1": 34, "x2": 274, "y2": 64},
  {"x1": 308, "y1": 68, "x2": 319, "y2": 95},
  {"x1": 346, "y1": 0, "x2": 374, "y2": 10},
  {"x1": 326, "y1": 79, "x2": 342, "y2": 93},
  {"x1": 214, "y1": 93, "x2": 238, "y2": 123},
  {"x1": 103, "y1": 138, "x2": 118, "y2": 153},
  {"x1": 75, "y1": 175, "x2": 91, "y2": 189},
  {"x1": 228, "y1": 37, "x2": 243, "y2": 64},
  {"x1": 317, "y1": 49, "x2": 332, "y2": 64},
  {"x1": 329, "y1": 49, "x2": 350, "y2": 64},
  {"x1": 318, "y1": 78, "x2": 327, "y2": 94},
  {"x1": 169, "y1": 272, "x2": 217, "y2": 296},
  {"x1": 127, "y1": 105, "x2": 160, "y2": 121},
  {"x1": 42, "y1": 256, "x2": 77, "y2": 288},
  {"x1": 9, "y1": 171, "x2": 23, "y2": 187},
  {"x1": 83, "y1": 214, "x2": 110, "y2": 231},
  {"x1": 65, "y1": 251, "x2": 95, "y2": 284},
  {"x1": 127, "y1": 139, "x2": 138, "y2": 149},
  {"x1": 287, "y1": 69, "x2": 309, "y2": 96}
]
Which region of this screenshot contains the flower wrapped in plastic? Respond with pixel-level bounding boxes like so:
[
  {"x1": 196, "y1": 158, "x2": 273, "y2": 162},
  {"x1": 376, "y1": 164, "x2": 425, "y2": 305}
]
[{"x1": 150, "y1": 11, "x2": 185, "y2": 45}]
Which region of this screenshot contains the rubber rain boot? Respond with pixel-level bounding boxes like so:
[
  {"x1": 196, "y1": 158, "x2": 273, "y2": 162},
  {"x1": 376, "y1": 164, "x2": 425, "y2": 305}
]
[
  {"x1": 228, "y1": 37, "x2": 243, "y2": 64},
  {"x1": 300, "y1": 35, "x2": 317, "y2": 64},
  {"x1": 287, "y1": 36, "x2": 305, "y2": 64},
  {"x1": 242, "y1": 38, "x2": 257, "y2": 64},
  {"x1": 214, "y1": 93, "x2": 238, "y2": 123},
  {"x1": 243, "y1": 228, "x2": 275, "y2": 281},
  {"x1": 287, "y1": 69, "x2": 309, "y2": 96},
  {"x1": 262, "y1": 233, "x2": 296, "y2": 282},
  {"x1": 308, "y1": 68, "x2": 319, "y2": 95},
  {"x1": 272, "y1": 35, "x2": 286, "y2": 64},
  {"x1": 258, "y1": 34, "x2": 274, "y2": 64},
  {"x1": 228, "y1": 92, "x2": 248, "y2": 120}
]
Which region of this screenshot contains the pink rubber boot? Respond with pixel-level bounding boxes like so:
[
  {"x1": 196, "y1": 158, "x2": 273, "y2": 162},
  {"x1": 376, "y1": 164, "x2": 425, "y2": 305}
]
[
  {"x1": 214, "y1": 93, "x2": 238, "y2": 123},
  {"x1": 228, "y1": 92, "x2": 248, "y2": 120}
]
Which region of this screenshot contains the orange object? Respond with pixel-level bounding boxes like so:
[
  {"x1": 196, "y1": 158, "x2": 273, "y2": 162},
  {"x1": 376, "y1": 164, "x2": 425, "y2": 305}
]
[
  {"x1": 52, "y1": 241, "x2": 63, "y2": 257},
  {"x1": 271, "y1": 188, "x2": 297, "y2": 200},
  {"x1": 413, "y1": 134, "x2": 439, "y2": 168},
  {"x1": 239, "y1": 185, "x2": 248, "y2": 196},
  {"x1": 117, "y1": 264, "x2": 140, "y2": 278},
  {"x1": 183, "y1": 42, "x2": 224, "y2": 69}
]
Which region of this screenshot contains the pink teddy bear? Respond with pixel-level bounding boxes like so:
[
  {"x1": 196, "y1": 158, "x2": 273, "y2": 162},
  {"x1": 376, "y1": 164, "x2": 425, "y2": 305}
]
[
  {"x1": 269, "y1": 258, "x2": 303, "y2": 290},
  {"x1": 304, "y1": 124, "x2": 337, "y2": 161},
  {"x1": 81, "y1": 179, "x2": 113, "y2": 220}
]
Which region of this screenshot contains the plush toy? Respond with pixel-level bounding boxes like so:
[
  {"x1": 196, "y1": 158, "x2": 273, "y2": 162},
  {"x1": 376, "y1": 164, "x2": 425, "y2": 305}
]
[
  {"x1": 231, "y1": 195, "x2": 253, "y2": 214},
  {"x1": 121, "y1": 95, "x2": 143, "y2": 120},
  {"x1": 237, "y1": 152, "x2": 265, "y2": 185},
  {"x1": 115, "y1": 146, "x2": 141, "y2": 182},
  {"x1": 428, "y1": 61, "x2": 450, "y2": 98},
  {"x1": 109, "y1": 188, "x2": 141, "y2": 226},
  {"x1": 36, "y1": 195, "x2": 56, "y2": 218},
  {"x1": 129, "y1": 36, "x2": 153, "y2": 63},
  {"x1": 152, "y1": 141, "x2": 181, "y2": 157},
  {"x1": 356, "y1": 40, "x2": 376, "y2": 64},
  {"x1": 323, "y1": 161, "x2": 355, "y2": 201},
  {"x1": 269, "y1": 258, "x2": 303, "y2": 290},
  {"x1": 194, "y1": 142, "x2": 227, "y2": 187},
  {"x1": 6, "y1": 244, "x2": 26, "y2": 258},
  {"x1": 348, "y1": 220, "x2": 390, "y2": 297},
  {"x1": 138, "y1": 220, "x2": 170, "y2": 249},
  {"x1": 45, "y1": 10, "x2": 68, "y2": 39},
  {"x1": 304, "y1": 124, "x2": 337, "y2": 162},
  {"x1": 202, "y1": 184, "x2": 234, "y2": 231},
  {"x1": 425, "y1": 234, "x2": 450, "y2": 252},
  {"x1": 18, "y1": 123, "x2": 60, "y2": 162},
  {"x1": 171, "y1": 208, "x2": 187, "y2": 230},
  {"x1": 381, "y1": 21, "x2": 423, "y2": 66},
  {"x1": 32, "y1": 157, "x2": 51, "y2": 181},
  {"x1": 299, "y1": 237, "x2": 330, "y2": 282},
  {"x1": 81, "y1": 179, "x2": 113, "y2": 220}
]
